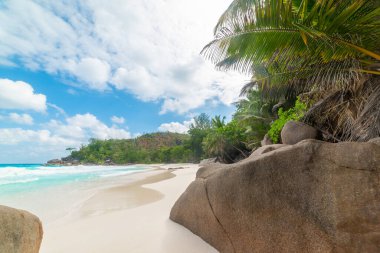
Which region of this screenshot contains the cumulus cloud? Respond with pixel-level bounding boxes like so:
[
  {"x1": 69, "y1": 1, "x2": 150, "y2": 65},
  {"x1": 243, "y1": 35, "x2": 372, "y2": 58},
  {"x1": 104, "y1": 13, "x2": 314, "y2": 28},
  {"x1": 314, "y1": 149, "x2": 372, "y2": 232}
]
[
  {"x1": 0, "y1": 128, "x2": 76, "y2": 146},
  {"x1": 8, "y1": 113, "x2": 34, "y2": 125},
  {"x1": 0, "y1": 0, "x2": 248, "y2": 114},
  {"x1": 158, "y1": 119, "x2": 194, "y2": 134},
  {"x1": 0, "y1": 113, "x2": 131, "y2": 146},
  {"x1": 68, "y1": 57, "x2": 111, "y2": 91},
  {"x1": 111, "y1": 116, "x2": 125, "y2": 124},
  {"x1": 49, "y1": 113, "x2": 131, "y2": 140},
  {"x1": 0, "y1": 113, "x2": 132, "y2": 162},
  {"x1": 0, "y1": 79, "x2": 47, "y2": 112},
  {"x1": 0, "y1": 128, "x2": 82, "y2": 163}
]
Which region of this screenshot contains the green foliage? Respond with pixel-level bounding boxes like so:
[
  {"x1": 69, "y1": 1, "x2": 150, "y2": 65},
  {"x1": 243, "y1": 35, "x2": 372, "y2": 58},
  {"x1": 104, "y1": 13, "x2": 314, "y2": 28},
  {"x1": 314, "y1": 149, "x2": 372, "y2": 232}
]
[
  {"x1": 268, "y1": 98, "x2": 308, "y2": 143},
  {"x1": 187, "y1": 113, "x2": 212, "y2": 161},
  {"x1": 203, "y1": 0, "x2": 380, "y2": 91},
  {"x1": 203, "y1": 117, "x2": 249, "y2": 163},
  {"x1": 233, "y1": 89, "x2": 275, "y2": 147},
  {"x1": 69, "y1": 133, "x2": 192, "y2": 164},
  {"x1": 203, "y1": 0, "x2": 380, "y2": 142},
  {"x1": 69, "y1": 112, "x2": 252, "y2": 165},
  {"x1": 67, "y1": 95, "x2": 305, "y2": 165}
]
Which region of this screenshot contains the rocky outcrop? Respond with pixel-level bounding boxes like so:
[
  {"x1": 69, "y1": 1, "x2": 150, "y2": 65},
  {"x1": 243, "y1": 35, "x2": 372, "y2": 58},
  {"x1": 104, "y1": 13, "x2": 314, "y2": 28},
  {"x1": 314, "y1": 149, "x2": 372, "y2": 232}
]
[
  {"x1": 46, "y1": 157, "x2": 80, "y2": 166},
  {"x1": 369, "y1": 137, "x2": 380, "y2": 146},
  {"x1": 170, "y1": 140, "x2": 380, "y2": 253},
  {"x1": 200, "y1": 157, "x2": 219, "y2": 166},
  {"x1": 260, "y1": 134, "x2": 273, "y2": 146},
  {"x1": 46, "y1": 159, "x2": 64, "y2": 165},
  {"x1": 0, "y1": 205, "x2": 43, "y2": 253},
  {"x1": 250, "y1": 144, "x2": 287, "y2": 158},
  {"x1": 281, "y1": 121, "x2": 319, "y2": 144}
]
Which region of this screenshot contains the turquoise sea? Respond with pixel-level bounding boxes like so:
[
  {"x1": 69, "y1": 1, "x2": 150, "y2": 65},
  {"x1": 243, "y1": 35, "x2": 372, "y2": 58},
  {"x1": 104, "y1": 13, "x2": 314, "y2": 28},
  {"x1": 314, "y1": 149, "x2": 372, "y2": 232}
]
[{"x1": 0, "y1": 164, "x2": 149, "y2": 197}]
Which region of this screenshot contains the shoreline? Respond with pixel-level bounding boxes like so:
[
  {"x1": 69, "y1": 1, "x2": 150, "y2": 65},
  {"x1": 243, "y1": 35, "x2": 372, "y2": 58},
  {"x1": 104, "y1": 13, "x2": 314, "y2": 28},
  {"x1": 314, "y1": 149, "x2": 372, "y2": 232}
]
[
  {"x1": 19, "y1": 163, "x2": 217, "y2": 253},
  {"x1": 73, "y1": 169, "x2": 176, "y2": 219}
]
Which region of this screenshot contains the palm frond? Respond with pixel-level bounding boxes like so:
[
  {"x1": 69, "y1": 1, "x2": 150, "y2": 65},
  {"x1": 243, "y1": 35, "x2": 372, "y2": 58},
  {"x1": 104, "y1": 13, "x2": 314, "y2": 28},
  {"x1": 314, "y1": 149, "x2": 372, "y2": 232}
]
[
  {"x1": 202, "y1": 0, "x2": 380, "y2": 91},
  {"x1": 304, "y1": 76, "x2": 380, "y2": 141},
  {"x1": 204, "y1": 0, "x2": 380, "y2": 142}
]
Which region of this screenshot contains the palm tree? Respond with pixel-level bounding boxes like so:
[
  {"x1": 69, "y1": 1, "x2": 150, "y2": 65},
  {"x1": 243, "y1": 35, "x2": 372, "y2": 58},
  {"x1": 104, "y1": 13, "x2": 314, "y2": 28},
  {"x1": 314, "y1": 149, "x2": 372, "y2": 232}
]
[
  {"x1": 203, "y1": 118, "x2": 249, "y2": 163},
  {"x1": 211, "y1": 115, "x2": 226, "y2": 128},
  {"x1": 202, "y1": 0, "x2": 380, "y2": 141},
  {"x1": 233, "y1": 90, "x2": 275, "y2": 146}
]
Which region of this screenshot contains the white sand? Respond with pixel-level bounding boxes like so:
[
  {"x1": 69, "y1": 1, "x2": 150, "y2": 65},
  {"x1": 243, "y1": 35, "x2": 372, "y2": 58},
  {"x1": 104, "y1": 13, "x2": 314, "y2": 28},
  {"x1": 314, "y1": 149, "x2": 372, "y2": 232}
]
[{"x1": 38, "y1": 164, "x2": 217, "y2": 253}]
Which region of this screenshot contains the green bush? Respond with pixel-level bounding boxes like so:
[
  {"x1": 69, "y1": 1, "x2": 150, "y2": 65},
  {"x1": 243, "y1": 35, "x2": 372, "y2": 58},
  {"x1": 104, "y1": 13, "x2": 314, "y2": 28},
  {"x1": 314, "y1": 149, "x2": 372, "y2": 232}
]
[
  {"x1": 268, "y1": 98, "x2": 308, "y2": 143},
  {"x1": 203, "y1": 119, "x2": 249, "y2": 163}
]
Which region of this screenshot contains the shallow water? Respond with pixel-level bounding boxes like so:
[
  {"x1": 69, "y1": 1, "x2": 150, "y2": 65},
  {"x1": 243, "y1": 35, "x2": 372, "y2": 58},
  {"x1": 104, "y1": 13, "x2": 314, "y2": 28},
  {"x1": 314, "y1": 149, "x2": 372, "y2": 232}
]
[
  {"x1": 0, "y1": 164, "x2": 149, "y2": 196},
  {"x1": 0, "y1": 164, "x2": 154, "y2": 223}
]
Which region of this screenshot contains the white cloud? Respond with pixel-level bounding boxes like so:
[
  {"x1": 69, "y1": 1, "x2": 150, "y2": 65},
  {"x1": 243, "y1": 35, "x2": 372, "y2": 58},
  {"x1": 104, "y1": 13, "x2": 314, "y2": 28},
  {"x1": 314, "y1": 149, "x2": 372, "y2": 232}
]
[
  {"x1": 8, "y1": 113, "x2": 34, "y2": 125},
  {"x1": 68, "y1": 57, "x2": 111, "y2": 91},
  {"x1": 0, "y1": 113, "x2": 131, "y2": 146},
  {"x1": 158, "y1": 119, "x2": 194, "y2": 134},
  {"x1": 47, "y1": 103, "x2": 67, "y2": 116},
  {"x1": 46, "y1": 119, "x2": 85, "y2": 140},
  {"x1": 111, "y1": 116, "x2": 125, "y2": 124},
  {"x1": 0, "y1": 128, "x2": 76, "y2": 146},
  {"x1": 0, "y1": 113, "x2": 132, "y2": 163},
  {"x1": 0, "y1": 0, "x2": 248, "y2": 114},
  {"x1": 0, "y1": 128, "x2": 82, "y2": 163},
  {"x1": 0, "y1": 79, "x2": 47, "y2": 112},
  {"x1": 49, "y1": 113, "x2": 132, "y2": 140}
]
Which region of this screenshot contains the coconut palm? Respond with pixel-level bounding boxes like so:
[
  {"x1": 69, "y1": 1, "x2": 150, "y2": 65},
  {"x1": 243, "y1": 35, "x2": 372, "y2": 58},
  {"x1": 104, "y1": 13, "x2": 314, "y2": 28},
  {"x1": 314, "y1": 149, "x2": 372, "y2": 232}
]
[
  {"x1": 202, "y1": 0, "x2": 380, "y2": 141},
  {"x1": 211, "y1": 115, "x2": 226, "y2": 128},
  {"x1": 203, "y1": 119, "x2": 249, "y2": 163},
  {"x1": 233, "y1": 90, "x2": 275, "y2": 146}
]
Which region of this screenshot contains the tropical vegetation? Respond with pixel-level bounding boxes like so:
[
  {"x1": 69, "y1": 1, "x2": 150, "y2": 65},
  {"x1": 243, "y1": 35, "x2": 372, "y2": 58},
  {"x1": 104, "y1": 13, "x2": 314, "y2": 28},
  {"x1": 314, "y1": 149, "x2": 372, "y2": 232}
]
[
  {"x1": 202, "y1": 0, "x2": 380, "y2": 142},
  {"x1": 69, "y1": 133, "x2": 192, "y2": 164},
  {"x1": 268, "y1": 97, "x2": 308, "y2": 143},
  {"x1": 67, "y1": 112, "x2": 254, "y2": 164},
  {"x1": 67, "y1": 0, "x2": 379, "y2": 165}
]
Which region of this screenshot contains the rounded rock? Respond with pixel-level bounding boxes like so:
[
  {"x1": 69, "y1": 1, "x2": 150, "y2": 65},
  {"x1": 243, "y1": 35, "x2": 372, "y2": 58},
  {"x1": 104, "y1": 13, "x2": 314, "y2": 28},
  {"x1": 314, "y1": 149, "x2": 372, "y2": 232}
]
[{"x1": 281, "y1": 121, "x2": 319, "y2": 145}]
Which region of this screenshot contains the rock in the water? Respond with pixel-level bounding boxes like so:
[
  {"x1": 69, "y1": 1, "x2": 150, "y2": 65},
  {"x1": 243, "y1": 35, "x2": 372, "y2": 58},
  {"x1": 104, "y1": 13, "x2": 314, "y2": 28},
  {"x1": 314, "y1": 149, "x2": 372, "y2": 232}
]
[
  {"x1": 281, "y1": 121, "x2": 319, "y2": 145},
  {"x1": 46, "y1": 159, "x2": 63, "y2": 165},
  {"x1": 170, "y1": 139, "x2": 380, "y2": 253},
  {"x1": 260, "y1": 134, "x2": 273, "y2": 146},
  {"x1": 0, "y1": 205, "x2": 43, "y2": 253}
]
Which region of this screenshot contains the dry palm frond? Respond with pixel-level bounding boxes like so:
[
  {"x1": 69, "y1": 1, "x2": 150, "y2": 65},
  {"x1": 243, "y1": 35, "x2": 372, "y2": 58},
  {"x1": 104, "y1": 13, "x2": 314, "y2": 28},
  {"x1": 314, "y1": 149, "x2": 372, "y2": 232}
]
[{"x1": 304, "y1": 76, "x2": 380, "y2": 142}]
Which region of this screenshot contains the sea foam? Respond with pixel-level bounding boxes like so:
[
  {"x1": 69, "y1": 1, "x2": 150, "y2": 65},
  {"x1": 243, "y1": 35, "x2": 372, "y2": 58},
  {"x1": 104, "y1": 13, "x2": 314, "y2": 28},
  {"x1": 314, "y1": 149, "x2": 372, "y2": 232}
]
[{"x1": 0, "y1": 164, "x2": 148, "y2": 193}]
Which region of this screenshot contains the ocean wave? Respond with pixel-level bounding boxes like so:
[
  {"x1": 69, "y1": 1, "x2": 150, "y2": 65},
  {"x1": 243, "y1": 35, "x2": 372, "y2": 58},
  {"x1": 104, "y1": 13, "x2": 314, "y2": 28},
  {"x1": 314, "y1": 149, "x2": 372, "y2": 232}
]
[
  {"x1": 99, "y1": 170, "x2": 142, "y2": 178},
  {"x1": 0, "y1": 177, "x2": 40, "y2": 186},
  {"x1": 0, "y1": 165, "x2": 147, "y2": 181}
]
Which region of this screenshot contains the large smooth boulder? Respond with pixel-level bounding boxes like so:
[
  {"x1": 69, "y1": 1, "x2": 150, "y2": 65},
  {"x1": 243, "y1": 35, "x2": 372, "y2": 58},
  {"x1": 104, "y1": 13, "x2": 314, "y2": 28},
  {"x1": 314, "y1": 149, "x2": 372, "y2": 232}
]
[
  {"x1": 281, "y1": 121, "x2": 319, "y2": 144},
  {"x1": 0, "y1": 205, "x2": 43, "y2": 253},
  {"x1": 171, "y1": 140, "x2": 380, "y2": 253}
]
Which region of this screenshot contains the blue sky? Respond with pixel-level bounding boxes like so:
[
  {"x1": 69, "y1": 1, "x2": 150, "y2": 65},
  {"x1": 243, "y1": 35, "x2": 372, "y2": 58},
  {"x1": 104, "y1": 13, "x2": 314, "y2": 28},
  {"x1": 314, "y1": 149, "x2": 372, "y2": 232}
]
[{"x1": 0, "y1": 0, "x2": 247, "y2": 163}]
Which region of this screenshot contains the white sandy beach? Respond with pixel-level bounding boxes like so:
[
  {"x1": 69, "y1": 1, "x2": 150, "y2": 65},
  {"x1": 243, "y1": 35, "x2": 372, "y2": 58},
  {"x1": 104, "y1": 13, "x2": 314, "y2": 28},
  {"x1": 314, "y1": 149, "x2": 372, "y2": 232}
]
[{"x1": 30, "y1": 164, "x2": 217, "y2": 253}]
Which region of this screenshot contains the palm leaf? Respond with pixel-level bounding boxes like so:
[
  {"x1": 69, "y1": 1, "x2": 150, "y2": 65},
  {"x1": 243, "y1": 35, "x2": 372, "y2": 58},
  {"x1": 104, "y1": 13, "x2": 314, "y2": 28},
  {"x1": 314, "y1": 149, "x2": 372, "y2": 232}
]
[{"x1": 203, "y1": 0, "x2": 380, "y2": 142}]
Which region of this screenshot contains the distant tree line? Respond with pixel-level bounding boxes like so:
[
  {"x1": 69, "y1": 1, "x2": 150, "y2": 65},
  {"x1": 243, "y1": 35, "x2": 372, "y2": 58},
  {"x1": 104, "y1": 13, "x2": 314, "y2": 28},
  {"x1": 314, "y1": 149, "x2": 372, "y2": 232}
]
[
  {"x1": 69, "y1": 133, "x2": 193, "y2": 164},
  {"x1": 67, "y1": 92, "x2": 276, "y2": 165}
]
